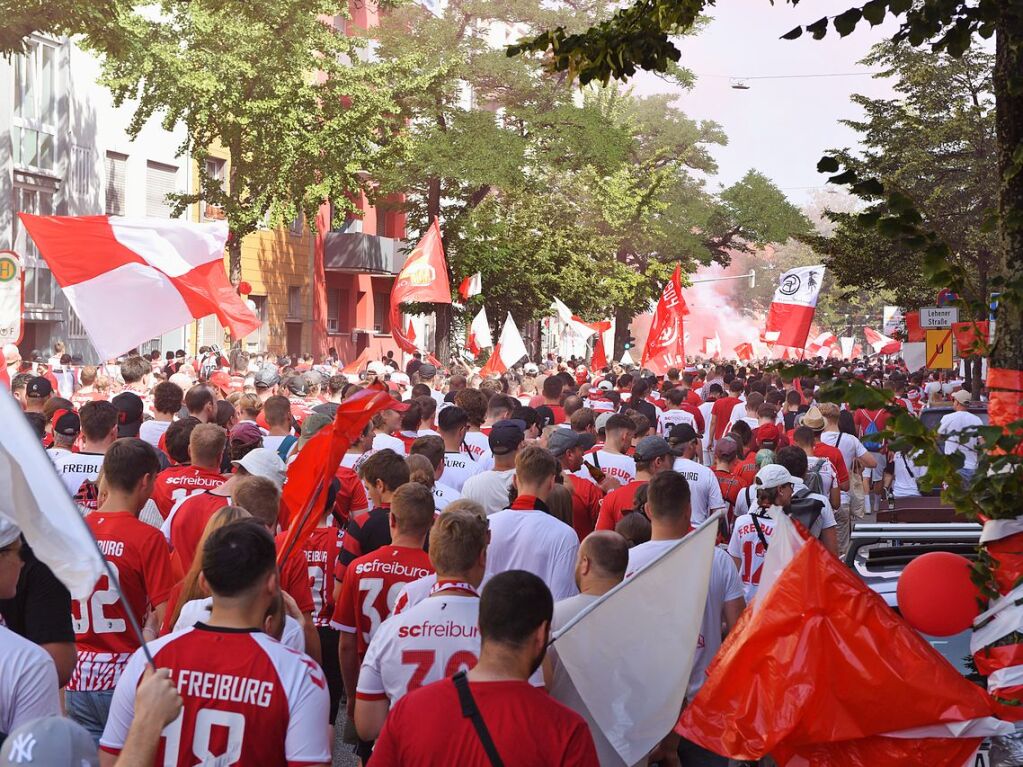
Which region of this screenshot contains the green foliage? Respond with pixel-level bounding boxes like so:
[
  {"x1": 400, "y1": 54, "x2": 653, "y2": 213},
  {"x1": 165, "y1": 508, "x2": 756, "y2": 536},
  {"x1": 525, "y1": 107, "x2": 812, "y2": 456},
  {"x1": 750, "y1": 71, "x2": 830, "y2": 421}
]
[
  {"x1": 718, "y1": 170, "x2": 811, "y2": 248},
  {"x1": 0, "y1": 0, "x2": 130, "y2": 55}
]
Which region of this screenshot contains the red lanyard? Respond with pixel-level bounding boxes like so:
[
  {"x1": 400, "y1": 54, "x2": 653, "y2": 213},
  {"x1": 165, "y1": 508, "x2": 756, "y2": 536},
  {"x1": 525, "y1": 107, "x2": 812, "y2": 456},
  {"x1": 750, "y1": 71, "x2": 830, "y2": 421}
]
[{"x1": 429, "y1": 580, "x2": 480, "y2": 597}]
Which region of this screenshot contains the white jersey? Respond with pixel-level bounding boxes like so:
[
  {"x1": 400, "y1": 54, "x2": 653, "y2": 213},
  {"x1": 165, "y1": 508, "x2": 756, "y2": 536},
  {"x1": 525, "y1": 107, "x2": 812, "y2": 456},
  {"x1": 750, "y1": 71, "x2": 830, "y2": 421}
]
[
  {"x1": 938, "y1": 410, "x2": 982, "y2": 471},
  {"x1": 172, "y1": 597, "x2": 304, "y2": 653},
  {"x1": 727, "y1": 512, "x2": 775, "y2": 602},
  {"x1": 820, "y1": 432, "x2": 869, "y2": 503},
  {"x1": 627, "y1": 543, "x2": 743, "y2": 697},
  {"x1": 462, "y1": 431, "x2": 493, "y2": 463},
  {"x1": 579, "y1": 450, "x2": 636, "y2": 486},
  {"x1": 0, "y1": 625, "x2": 60, "y2": 738},
  {"x1": 442, "y1": 451, "x2": 484, "y2": 492},
  {"x1": 461, "y1": 469, "x2": 516, "y2": 516},
  {"x1": 373, "y1": 432, "x2": 407, "y2": 456},
  {"x1": 341, "y1": 451, "x2": 371, "y2": 473},
  {"x1": 139, "y1": 419, "x2": 172, "y2": 449},
  {"x1": 658, "y1": 409, "x2": 697, "y2": 438},
  {"x1": 698, "y1": 401, "x2": 715, "y2": 463},
  {"x1": 671, "y1": 457, "x2": 725, "y2": 525},
  {"x1": 391, "y1": 574, "x2": 437, "y2": 616},
  {"x1": 357, "y1": 592, "x2": 481, "y2": 704},
  {"x1": 432, "y1": 482, "x2": 462, "y2": 513},
  {"x1": 486, "y1": 508, "x2": 580, "y2": 600},
  {"x1": 50, "y1": 450, "x2": 105, "y2": 510},
  {"x1": 890, "y1": 451, "x2": 926, "y2": 498}
]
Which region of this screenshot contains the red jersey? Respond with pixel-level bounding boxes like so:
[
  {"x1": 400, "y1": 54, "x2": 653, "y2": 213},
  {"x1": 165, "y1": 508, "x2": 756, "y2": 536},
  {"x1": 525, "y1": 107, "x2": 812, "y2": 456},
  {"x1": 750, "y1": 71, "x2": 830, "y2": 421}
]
[
  {"x1": 680, "y1": 402, "x2": 705, "y2": 432},
  {"x1": 684, "y1": 389, "x2": 703, "y2": 408},
  {"x1": 99, "y1": 625, "x2": 330, "y2": 766},
  {"x1": 276, "y1": 526, "x2": 343, "y2": 627},
  {"x1": 854, "y1": 408, "x2": 890, "y2": 448},
  {"x1": 371, "y1": 678, "x2": 597, "y2": 767},
  {"x1": 168, "y1": 490, "x2": 230, "y2": 571},
  {"x1": 331, "y1": 545, "x2": 433, "y2": 657},
  {"x1": 595, "y1": 479, "x2": 646, "y2": 531},
  {"x1": 735, "y1": 452, "x2": 757, "y2": 488},
  {"x1": 69, "y1": 511, "x2": 175, "y2": 691},
  {"x1": 711, "y1": 396, "x2": 741, "y2": 439},
  {"x1": 333, "y1": 466, "x2": 370, "y2": 526},
  {"x1": 566, "y1": 473, "x2": 603, "y2": 541},
  {"x1": 152, "y1": 465, "x2": 226, "y2": 520},
  {"x1": 813, "y1": 443, "x2": 850, "y2": 487}
]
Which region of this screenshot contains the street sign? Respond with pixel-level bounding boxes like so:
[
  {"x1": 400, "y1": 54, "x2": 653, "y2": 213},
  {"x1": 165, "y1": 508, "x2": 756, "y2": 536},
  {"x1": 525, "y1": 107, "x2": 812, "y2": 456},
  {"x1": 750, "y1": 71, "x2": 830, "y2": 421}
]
[
  {"x1": 920, "y1": 307, "x2": 959, "y2": 328},
  {"x1": 926, "y1": 328, "x2": 954, "y2": 369},
  {"x1": 0, "y1": 251, "x2": 24, "y2": 346}
]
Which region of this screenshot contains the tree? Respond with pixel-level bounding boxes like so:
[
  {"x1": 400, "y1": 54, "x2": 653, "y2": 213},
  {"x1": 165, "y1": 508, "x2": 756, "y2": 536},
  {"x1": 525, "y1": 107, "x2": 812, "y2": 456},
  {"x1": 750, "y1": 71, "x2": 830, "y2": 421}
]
[
  {"x1": 0, "y1": 0, "x2": 129, "y2": 55},
  {"x1": 98, "y1": 0, "x2": 425, "y2": 283}
]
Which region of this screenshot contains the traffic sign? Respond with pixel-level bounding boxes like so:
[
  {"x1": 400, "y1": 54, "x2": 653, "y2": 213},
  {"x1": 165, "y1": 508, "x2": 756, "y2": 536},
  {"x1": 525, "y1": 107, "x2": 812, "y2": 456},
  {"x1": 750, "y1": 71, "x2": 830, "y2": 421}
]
[
  {"x1": 0, "y1": 251, "x2": 24, "y2": 346},
  {"x1": 920, "y1": 307, "x2": 959, "y2": 328},
  {"x1": 926, "y1": 329, "x2": 954, "y2": 369}
]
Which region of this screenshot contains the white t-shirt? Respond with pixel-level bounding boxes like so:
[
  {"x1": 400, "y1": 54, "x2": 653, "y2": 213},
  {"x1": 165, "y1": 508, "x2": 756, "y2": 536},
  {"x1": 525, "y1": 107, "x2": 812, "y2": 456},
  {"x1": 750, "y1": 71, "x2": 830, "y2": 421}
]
[
  {"x1": 373, "y1": 432, "x2": 407, "y2": 456},
  {"x1": 727, "y1": 402, "x2": 750, "y2": 428},
  {"x1": 173, "y1": 597, "x2": 304, "y2": 653},
  {"x1": 261, "y1": 435, "x2": 290, "y2": 456},
  {"x1": 579, "y1": 450, "x2": 636, "y2": 486},
  {"x1": 341, "y1": 452, "x2": 371, "y2": 473},
  {"x1": 891, "y1": 451, "x2": 926, "y2": 498},
  {"x1": 50, "y1": 450, "x2": 105, "y2": 510},
  {"x1": 671, "y1": 457, "x2": 725, "y2": 525},
  {"x1": 391, "y1": 574, "x2": 436, "y2": 616},
  {"x1": 819, "y1": 432, "x2": 869, "y2": 504},
  {"x1": 462, "y1": 431, "x2": 493, "y2": 463},
  {"x1": 804, "y1": 455, "x2": 838, "y2": 508},
  {"x1": 432, "y1": 482, "x2": 462, "y2": 512},
  {"x1": 938, "y1": 410, "x2": 982, "y2": 470},
  {"x1": 698, "y1": 401, "x2": 715, "y2": 462},
  {"x1": 486, "y1": 508, "x2": 579, "y2": 600},
  {"x1": 0, "y1": 625, "x2": 60, "y2": 738},
  {"x1": 357, "y1": 593, "x2": 481, "y2": 705},
  {"x1": 727, "y1": 512, "x2": 775, "y2": 601},
  {"x1": 442, "y1": 451, "x2": 484, "y2": 492},
  {"x1": 658, "y1": 409, "x2": 697, "y2": 438},
  {"x1": 626, "y1": 543, "x2": 743, "y2": 698},
  {"x1": 139, "y1": 419, "x2": 172, "y2": 449},
  {"x1": 461, "y1": 469, "x2": 516, "y2": 516}
]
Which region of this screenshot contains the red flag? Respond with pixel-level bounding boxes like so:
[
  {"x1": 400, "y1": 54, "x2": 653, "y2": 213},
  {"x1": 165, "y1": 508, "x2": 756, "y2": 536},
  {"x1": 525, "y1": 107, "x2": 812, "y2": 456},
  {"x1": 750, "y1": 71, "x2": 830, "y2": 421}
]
[
  {"x1": 389, "y1": 220, "x2": 450, "y2": 355},
  {"x1": 952, "y1": 321, "x2": 989, "y2": 356},
  {"x1": 406, "y1": 320, "x2": 416, "y2": 345},
  {"x1": 591, "y1": 334, "x2": 608, "y2": 370},
  {"x1": 678, "y1": 530, "x2": 1016, "y2": 766},
  {"x1": 734, "y1": 342, "x2": 753, "y2": 362},
  {"x1": 905, "y1": 311, "x2": 925, "y2": 342},
  {"x1": 478, "y1": 344, "x2": 504, "y2": 378},
  {"x1": 342, "y1": 347, "x2": 372, "y2": 375},
  {"x1": 17, "y1": 214, "x2": 259, "y2": 360},
  {"x1": 793, "y1": 376, "x2": 806, "y2": 405},
  {"x1": 277, "y1": 388, "x2": 406, "y2": 566},
  {"x1": 641, "y1": 265, "x2": 687, "y2": 375}
]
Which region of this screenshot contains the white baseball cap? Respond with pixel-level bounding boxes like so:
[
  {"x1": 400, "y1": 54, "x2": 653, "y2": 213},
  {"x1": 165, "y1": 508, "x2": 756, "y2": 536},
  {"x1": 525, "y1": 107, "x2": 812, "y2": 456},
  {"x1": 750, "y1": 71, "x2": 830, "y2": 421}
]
[
  {"x1": 232, "y1": 448, "x2": 287, "y2": 488},
  {"x1": 951, "y1": 389, "x2": 972, "y2": 405},
  {"x1": 596, "y1": 380, "x2": 613, "y2": 391},
  {"x1": 755, "y1": 464, "x2": 798, "y2": 490},
  {"x1": 524, "y1": 363, "x2": 539, "y2": 375}
]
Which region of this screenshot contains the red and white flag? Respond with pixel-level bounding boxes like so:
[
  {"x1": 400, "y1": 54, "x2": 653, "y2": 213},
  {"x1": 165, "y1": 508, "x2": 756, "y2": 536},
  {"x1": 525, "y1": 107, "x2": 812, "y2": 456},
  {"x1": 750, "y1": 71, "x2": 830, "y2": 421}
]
[
  {"x1": 17, "y1": 215, "x2": 260, "y2": 360},
  {"x1": 479, "y1": 313, "x2": 528, "y2": 377},
  {"x1": 807, "y1": 331, "x2": 838, "y2": 358},
  {"x1": 466, "y1": 306, "x2": 492, "y2": 358},
  {"x1": 641, "y1": 265, "x2": 687, "y2": 375},
  {"x1": 458, "y1": 272, "x2": 482, "y2": 301},
  {"x1": 551, "y1": 297, "x2": 596, "y2": 340},
  {"x1": 734, "y1": 342, "x2": 754, "y2": 362},
  {"x1": 390, "y1": 220, "x2": 451, "y2": 354},
  {"x1": 764, "y1": 265, "x2": 825, "y2": 350},
  {"x1": 702, "y1": 333, "x2": 722, "y2": 358},
  {"x1": 864, "y1": 326, "x2": 902, "y2": 355}
]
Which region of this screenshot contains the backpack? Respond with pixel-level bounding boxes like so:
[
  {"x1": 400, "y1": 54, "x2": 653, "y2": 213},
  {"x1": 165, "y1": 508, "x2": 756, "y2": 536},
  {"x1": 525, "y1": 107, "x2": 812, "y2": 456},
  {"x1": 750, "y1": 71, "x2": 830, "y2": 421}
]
[
  {"x1": 805, "y1": 458, "x2": 827, "y2": 497},
  {"x1": 785, "y1": 488, "x2": 825, "y2": 536},
  {"x1": 861, "y1": 410, "x2": 883, "y2": 452},
  {"x1": 277, "y1": 434, "x2": 298, "y2": 463}
]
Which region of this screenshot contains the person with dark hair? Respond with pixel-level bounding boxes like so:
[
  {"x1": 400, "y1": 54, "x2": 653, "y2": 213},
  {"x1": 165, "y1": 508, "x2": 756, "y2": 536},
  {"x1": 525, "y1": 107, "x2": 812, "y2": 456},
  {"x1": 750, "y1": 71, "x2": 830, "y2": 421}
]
[
  {"x1": 99, "y1": 519, "x2": 330, "y2": 766},
  {"x1": 596, "y1": 435, "x2": 673, "y2": 531},
  {"x1": 439, "y1": 406, "x2": 484, "y2": 492},
  {"x1": 66, "y1": 439, "x2": 175, "y2": 744},
  {"x1": 410, "y1": 434, "x2": 462, "y2": 511},
  {"x1": 510, "y1": 405, "x2": 541, "y2": 440},
  {"x1": 138, "y1": 381, "x2": 183, "y2": 449},
  {"x1": 462, "y1": 420, "x2": 526, "y2": 516},
  {"x1": 581, "y1": 412, "x2": 636, "y2": 486},
  {"x1": 455, "y1": 388, "x2": 492, "y2": 462},
  {"x1": 626, "y1": 470, "x2": 744, "y2": 767},
  {"x1": 151, "y1": 423, "x2": 226, "y2": 521},
  {"x1": 183, "y1": 384, "x2": 216, "y2": 424},
  {"x1": 51, "y1": 400, "x2": 119, "y2": 512},
  {"x1": 23, "y1": 411, "x2": 46, "y2": 440},
  {"x1": 370, "y1": 570, "x2": 597, "y2": 766}
]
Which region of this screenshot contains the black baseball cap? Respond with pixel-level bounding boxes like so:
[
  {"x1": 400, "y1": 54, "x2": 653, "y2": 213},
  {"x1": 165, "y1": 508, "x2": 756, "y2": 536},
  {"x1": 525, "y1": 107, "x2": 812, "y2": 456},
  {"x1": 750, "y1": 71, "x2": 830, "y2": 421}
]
[
  {"x1": 418, "y1": 363, "x2": 438, "y2": 379},
  {"x1": 489, "y1": 419, "x2": 526, "y2": 455},
  {"x1": 668, "y1": 423, "x2": 699, "y2": 445},
  {"x1": 52, "y1": 410, "x2": 81, "y2": 437},
  {"x1": 547, "y1": 429, "x2": 596, "y2": 457},
  {"x1": 111, "y1": 392, "x2": 144, "y2": 437},
  {"x1": 26, "y1": 376, "x2": 53, "y2": 398}
]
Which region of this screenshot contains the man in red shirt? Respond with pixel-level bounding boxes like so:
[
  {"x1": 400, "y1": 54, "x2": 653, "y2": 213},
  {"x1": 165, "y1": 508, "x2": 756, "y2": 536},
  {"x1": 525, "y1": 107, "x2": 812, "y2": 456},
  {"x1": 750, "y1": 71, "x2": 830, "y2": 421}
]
[
  {"x1": 371, "y1": 570, "x2": 597, "y2": 766},
  {"x1": 801, "y1": 406, "x2": 851, "y2": 492},
  {"x1": 712, "y1": 437, "x2": 744, "y2": 529},
  {"x1": 548, "y1": 429, "x2": 604, "y2": 540},
  {"x1": 334, "y1": 482, "x2": 435, "y2": 760},
  {"x1": 151, "y1": 423, "x2": 226, "y2": 520},
  {"x1": 709, "y1": 380, "x2": 744, "y2": 446},
  {"x1": 66, "y1": 438, "x2": 176, "y2": 742},
  {"x1": 595, "y1": 436, "x2": 673, "y2": 531},
  {"x1": 98, "y1": 519, "x2": 330, "y2": 767},
  {"x1": 536, "y1": 376, "x2": 566, "y2": 425}
]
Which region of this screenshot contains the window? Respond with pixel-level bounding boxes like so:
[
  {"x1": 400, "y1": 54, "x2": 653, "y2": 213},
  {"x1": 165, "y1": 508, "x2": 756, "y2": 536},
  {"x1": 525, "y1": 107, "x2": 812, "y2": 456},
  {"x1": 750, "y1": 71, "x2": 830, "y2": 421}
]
[
  {"x1": 105, "y1": 152, "x2": 127, "y2": 215},
  {"x1": 12, "y1": 40, "x2": 58, "y2": 172},
  {"x1": 245, "y1": 295, "x2": 268, "y2": 352},
  {"x1": 202, "y1": 158, "x2": 226, "y2": 220},
  {"x1": 373, "y1": 291, "x2": 391, "y2": 334},
  {"x1": 69, "y1": 145, "x2": 92, "y2": 197},
  {"x1": 287, "y1": 286, "x2": 302, "y2": 319},
  {"x1": 196, "y1": 314, "x2": 224, "y2": 349},
  {"x1": 290, "y1": 212, "x2": 303, "y2": 236},
  {"x1": 14, "y1": 181, "x2": 56, "y2": 307},
  {"x1": 146, "y1": 161, "x2": 178, "y2": 218},
  {"x1": 327, "y1": 288, "x2": 350, "y2": 334},
  {"x1": 67, "y1": 307, "x2": 88, "y2": 338}
]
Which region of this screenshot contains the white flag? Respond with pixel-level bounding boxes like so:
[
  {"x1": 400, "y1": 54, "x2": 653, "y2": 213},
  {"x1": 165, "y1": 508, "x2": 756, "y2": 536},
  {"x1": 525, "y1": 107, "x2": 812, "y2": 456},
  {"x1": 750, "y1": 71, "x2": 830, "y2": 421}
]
[
  {"x1": 620, "y1": 349, "x2": 635, "y2": 366},
  {"x1": 902, "y1": 342, "x2": 927, "y2": 373},
  {"x1": 552, "y1": 297, "x2": 596, "y2": 339},
  {"x1": 552, "y1": 515, "x2": 718, "y2": 765},
  {"x1": 840, "y1": 336, "x2": 855, "y2": 359},
  {"x1": 469, "y1": 306, "x2": 493, "y2": 350},
  {"x1": 497, "y1": 312, "x2": 528, "y2": 368},
  {"x1": 0, "y1": 387, "x2": 103, "y2": 598}
]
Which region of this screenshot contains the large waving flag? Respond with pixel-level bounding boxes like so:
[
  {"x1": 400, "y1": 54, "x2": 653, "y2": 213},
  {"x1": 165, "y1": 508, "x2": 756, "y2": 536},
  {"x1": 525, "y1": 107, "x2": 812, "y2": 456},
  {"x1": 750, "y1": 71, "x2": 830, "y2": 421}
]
[
  {"x1": 550, "y1": 515, "x2": 718, "y2": 765},
  {"x1": 17, "y1": 215, "x2": 259, "y2": 360},
  {"x1": 734, "y1": 342, "x2": 754, "y2": 362},
  {"x1": 864, "y1": 326, "x2": 902, "y2": 355},
  {"x1": 551, "y1": 297, "x2": 596, "y2": 340},
  {"x1": 479, "y1": 313, "x2": 528, "y2": 377},
  {"x1": 641, "y1": 265, "x2": 687, "y2": 375},
  {"x1": 0, "y1": 386, "x2": 103, "y2": 598},
  {"x1": 764, "y1": 265, "x2": 824, "y2": 351},
  {"x1": 466, "y1": 306, "x2": 493, "y2": 358},
  {"x1": 390, "y1": 220, "x2": 451, "y2": 354},
  {"x1": 807, "y1": 331, "x2": 838, "y2": 358},
  {"x1": 678, "y1": 512, "x2": 1017, "y2": 766}
]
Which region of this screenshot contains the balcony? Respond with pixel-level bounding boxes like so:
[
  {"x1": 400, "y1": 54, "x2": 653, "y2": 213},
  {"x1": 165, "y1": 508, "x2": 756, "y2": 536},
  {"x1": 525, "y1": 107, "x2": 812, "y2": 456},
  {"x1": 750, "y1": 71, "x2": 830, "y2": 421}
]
[{"x1": 323, "y1": 230, "x2": 407, "y2": 275}]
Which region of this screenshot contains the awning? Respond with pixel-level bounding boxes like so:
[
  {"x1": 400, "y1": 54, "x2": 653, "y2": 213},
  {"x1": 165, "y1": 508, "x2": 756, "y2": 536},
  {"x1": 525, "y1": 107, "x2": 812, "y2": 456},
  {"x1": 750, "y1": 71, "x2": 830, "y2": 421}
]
[{"x1": 323, "y1": 231, "x2": 407, "y2": 275}]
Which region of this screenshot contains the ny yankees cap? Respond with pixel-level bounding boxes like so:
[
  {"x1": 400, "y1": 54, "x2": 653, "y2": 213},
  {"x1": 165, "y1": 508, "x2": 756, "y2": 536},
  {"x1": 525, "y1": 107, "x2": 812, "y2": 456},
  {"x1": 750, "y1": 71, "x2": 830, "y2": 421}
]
[{"x1": 0, "y1": 716, "x2": 98, "y2": 766}]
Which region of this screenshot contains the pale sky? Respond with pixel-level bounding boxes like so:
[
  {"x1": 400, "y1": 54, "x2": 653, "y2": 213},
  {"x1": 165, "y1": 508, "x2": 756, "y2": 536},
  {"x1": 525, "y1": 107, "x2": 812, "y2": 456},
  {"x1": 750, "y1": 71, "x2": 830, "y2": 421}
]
[{"x1": 633, "y1": 0, "x2": 901, "y2": 206}]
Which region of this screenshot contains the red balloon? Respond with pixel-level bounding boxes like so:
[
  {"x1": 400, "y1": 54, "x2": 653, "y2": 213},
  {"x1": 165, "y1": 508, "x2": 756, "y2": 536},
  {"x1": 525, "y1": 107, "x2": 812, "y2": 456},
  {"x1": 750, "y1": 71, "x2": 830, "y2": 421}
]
[
  {"x1": 896, "y1": 552, "x2": 979, "y2": 637},
  {"x1": 237, "y1": 281, "x2": 252, "y2": 295}
]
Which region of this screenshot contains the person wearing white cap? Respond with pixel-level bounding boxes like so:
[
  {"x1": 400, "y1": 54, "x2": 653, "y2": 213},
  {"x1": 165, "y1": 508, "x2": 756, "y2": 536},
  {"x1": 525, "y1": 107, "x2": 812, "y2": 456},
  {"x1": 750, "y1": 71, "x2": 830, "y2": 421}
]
[
  {"x1": 938, "y1": 389, "x2": 982, "y2": 482},
  {"x1": 0, "y1": 515, "x2": 61, "y2": 743}
]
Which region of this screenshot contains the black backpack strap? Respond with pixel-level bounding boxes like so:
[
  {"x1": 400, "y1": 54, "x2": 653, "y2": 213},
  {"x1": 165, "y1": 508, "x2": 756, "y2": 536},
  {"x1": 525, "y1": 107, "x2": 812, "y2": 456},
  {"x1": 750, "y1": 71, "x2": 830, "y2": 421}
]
[
  {"x1": 751, "y1": 513, "x2": 770, "y2": 550},
  {"x1": 453, "y1": 672, "x2": 505, "y2": 767}
]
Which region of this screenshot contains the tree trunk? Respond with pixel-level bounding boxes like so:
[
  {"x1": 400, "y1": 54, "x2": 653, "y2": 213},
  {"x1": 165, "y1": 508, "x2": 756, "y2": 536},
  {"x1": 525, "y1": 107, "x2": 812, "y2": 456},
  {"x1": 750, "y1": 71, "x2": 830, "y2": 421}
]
[
  {"x1": 990, "y1": 13, "x2": 1023, "y2": 374},
  {"x1": 613, "y1": 305, "x2": 632, "y2": 364},
  {"x1": 426, "y1": 176, "x2": 450, "y2": 362},
  {"x1": 228, "y1": 234, "x2": 242, "y2": 286}
]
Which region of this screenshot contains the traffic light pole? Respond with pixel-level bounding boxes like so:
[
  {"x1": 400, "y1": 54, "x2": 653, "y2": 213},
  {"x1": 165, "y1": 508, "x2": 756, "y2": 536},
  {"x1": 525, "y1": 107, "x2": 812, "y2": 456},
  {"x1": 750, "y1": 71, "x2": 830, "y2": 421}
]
[{"x1": 689, "y1": 270, "x2": 756, "y2": 288}]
